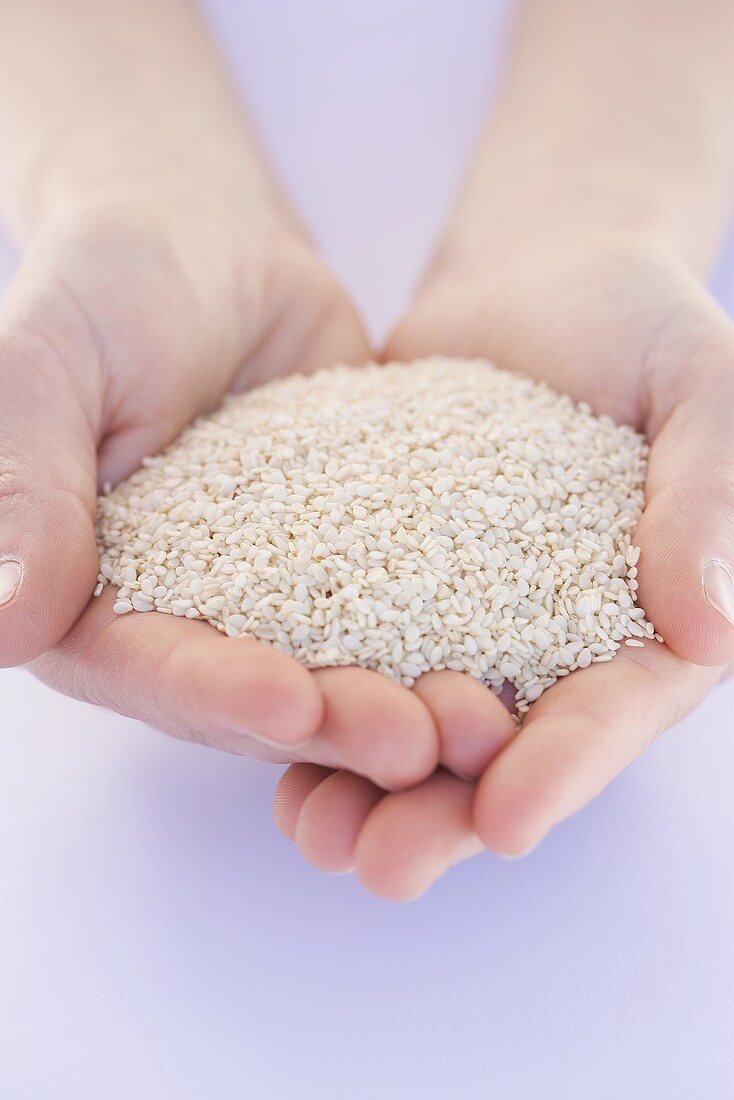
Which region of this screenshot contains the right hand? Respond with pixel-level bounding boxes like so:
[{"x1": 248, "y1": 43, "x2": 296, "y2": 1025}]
[
  {"x1": 276, "y1": 225, "x2": 734, "y2": 899},
  {"x1": 0, "y1": 189, "x2": 453, "y2": 790}
]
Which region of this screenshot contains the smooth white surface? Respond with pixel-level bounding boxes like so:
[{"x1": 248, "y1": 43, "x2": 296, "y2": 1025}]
[{"x1": 2, "y1": 3, "x2": 734, "y2": 1097}]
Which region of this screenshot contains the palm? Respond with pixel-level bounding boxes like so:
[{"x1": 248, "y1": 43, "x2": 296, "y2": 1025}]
[
  {"x1": 22, "y1": 208, "x2": 445, "y2": 789},
  {"x1": 390, "y1": 237, "x2": 713, "y2": 419},
  {"x1": 277, "y1": 239, "x2": 732, "y2": 898}
]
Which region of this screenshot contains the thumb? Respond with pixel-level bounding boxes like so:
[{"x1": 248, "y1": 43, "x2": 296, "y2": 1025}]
[
  {"x1": 0, "y1": 267, "x2": 100, "y2": 666},
  {"x1": 635, "y1": 320, "x2": 734, "y2": 667}
]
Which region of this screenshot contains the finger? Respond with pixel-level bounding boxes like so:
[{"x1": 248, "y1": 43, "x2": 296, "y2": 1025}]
[
  {"x1": 273, "y1": 764, "x2": 335, "y2": 841},
  {"x1": 304, "y1": 667, "x2": 439, "y2": 790},
  {"x1": 31, "y1": 588, "x2": 324, "y2": 752},
  {"x1": 411, "y1": 670, "x2": 516, "y2": 778},
  {"x1": 636, "y1": 309, "x2": 734, "y2": 666},
  {"x1": 473, "y1": 641, "x2": 719, "y2": 857},
  {"x1": 233, "y1": 258, "x2": 371, "y2": 389},
  {"x1": 354, "y1": 770, "x2": 483, "y2": 902},
  {"x1": 0, "y1": 268, "x2": 101, "y2": 665},
  {"x1": 295, "y1": 769, "x2": 384, "y2": 873}
]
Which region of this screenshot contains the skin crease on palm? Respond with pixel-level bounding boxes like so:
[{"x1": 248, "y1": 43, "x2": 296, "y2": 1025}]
[{"x1": 0, "y1": 2, "x2": 734, "y2": 902}]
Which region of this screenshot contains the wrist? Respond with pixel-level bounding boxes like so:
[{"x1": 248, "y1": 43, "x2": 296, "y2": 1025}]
[
  {"x1": 470, "y1": 0, "x2": 734, "y2": 278},
  {"x1": 24, "y1": 160, "x2": 288, "y2": 251},
  {"x1": 20, "y1": 163, "x2": 319, "y2": 375},
  {"x1": 438, "y1": 151, "x2": 729, "y2": 279}
]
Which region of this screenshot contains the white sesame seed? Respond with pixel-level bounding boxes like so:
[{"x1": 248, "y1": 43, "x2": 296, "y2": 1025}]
[
  {"x1": 575, "y1": 595, "x2": 592, "y2": 617},
  {"x1": 95, "y1": 358, "x2": 657, "y2": 713},
  {"x1": 130, "y1": 593, "x2": 154, "y2": 613}
]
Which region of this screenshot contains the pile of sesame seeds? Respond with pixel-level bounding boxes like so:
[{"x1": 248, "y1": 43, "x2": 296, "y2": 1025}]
[{"x1": 96, "y1": 358, "x2": 658, "y2": 713}]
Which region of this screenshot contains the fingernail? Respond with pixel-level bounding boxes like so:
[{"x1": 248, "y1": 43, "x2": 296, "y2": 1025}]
[
  {"x1": 400, "y1": 886, "x2": 429, "y2": 903},
  {"x1": 499, "y1": 838, "x2": 540, "y2": 861},
  {"x1": 213, "y1": 729, "x2": 314, "y2": 757},
  {"x1": 702, "y1": 560, "x2": 734, "y2": 627},
  {"x1": 243, "y1": 730, "x2": 313, "y2": 752},
  {"x1": 0, "y1": 559, "x2": 22, "y2": 607}
]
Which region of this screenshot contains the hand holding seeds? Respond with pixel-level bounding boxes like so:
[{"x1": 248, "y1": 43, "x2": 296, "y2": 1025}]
[
  {"x1": 273, "y1": 0, "x2": 734, "y2": 899},
  {"x1": 276, "y1": 234, "x2": 734, "y2": 896},
  {"x1": 2, "y1": 0, "x2": 734, "y2": 902},
  {"x1": 0, "y1": 4, "x2": 454, "y2": 793}
]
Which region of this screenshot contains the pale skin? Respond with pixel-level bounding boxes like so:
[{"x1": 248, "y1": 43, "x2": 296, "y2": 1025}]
[
  {"x1": 1, "y1": 1, "x2": 733, "y2": 900},
  {"x1": 276, "y1": 0, "x2": 734, "y2": 896}
]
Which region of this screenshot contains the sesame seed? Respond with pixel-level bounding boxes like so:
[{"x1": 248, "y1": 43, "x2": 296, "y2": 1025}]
[{"x1": 95, "y1": 358, "x2": 657, "y2": 714}]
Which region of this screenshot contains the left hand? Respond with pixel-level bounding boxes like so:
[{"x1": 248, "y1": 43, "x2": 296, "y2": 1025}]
[{"x1": 275, "y1": 222, "x2": 733, "y2": 900}]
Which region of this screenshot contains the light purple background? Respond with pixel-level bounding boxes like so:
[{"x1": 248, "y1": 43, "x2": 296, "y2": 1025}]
[{"x1": 2, "y1": 3, "x2": 733, "y2": 1096}]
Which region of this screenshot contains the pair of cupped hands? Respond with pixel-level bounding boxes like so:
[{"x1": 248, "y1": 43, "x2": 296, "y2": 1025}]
[{"x1": 2, "y1": 171, "x2": 733, "y2": 901}]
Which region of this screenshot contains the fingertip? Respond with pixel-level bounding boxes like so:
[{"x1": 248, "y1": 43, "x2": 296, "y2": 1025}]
[
  {"x1": 354, "y1": 799, "x2": 421, "y2": 902},
  {"x1": 296, "y1": 770, "x2": 382, "y2": 874},
  {"x1": 248, "y1": 645, "x2": 326, "y2": 746},
  {"x1": 0, "y1": 559, "x2": 22, "y2": 606},
  {"x1": 182, "y1": 638, "x2": 325, "y2": 748},
  {"x1": 472, "y1": 707, "x2": 619, "y2": 856},
  {"x1": 412, "y1": 671, "x2": 516, "y2": 778},
  {"x1": 373, "y1": 689, "x2": 439, "y2": 790},
  {"x1": 697, "y1": 559, "x2": 734, "y2": 665},
  {"x1": 636, "y1": 554, "x2": 734, "y2": 667},
  {"x1": 311, "y1": 668, "x2": 439, "y2": 790},
  {"x1": 472, "y1": 803, "x2": 538, "y2": 860},
  {"x1": 472, "y1": 737, "x2": 557, "y2": 858},
  {"x1": 273, "y1": 763, "x2": 333, "y2": 841},
  {"x1": 0, "y1": 495, "x2": 97, "y2": 666},
  {"x1": 355, "y1": 829, "x2": 427, "y2": 903},
  {"x1": 107, "y1": 608, "x2": 327, "y2": 750},
  {"x1": 648, "y1": 605, "x2": 734, "y2": 667},
  {"x1": 355, "y1": 772, "x2": 482, "y2": 902},
  {"x1": 635, "y1": 492, "x2": 734, "y2": 667}
]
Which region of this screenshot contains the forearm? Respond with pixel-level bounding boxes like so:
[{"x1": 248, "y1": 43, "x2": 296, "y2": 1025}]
[
  {"x1": 448, "y1": 0, "x2": 734, "y2": 274},
  {"x1": 0, "y1": 0, "x2": 293, "y2": 245}
]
